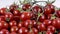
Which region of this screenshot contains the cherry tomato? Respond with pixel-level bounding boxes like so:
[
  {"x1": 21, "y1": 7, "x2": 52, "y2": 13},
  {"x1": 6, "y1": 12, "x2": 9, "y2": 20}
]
[
  {"x1": 18, "y1": 27, "x2": 28, "y2": 34},
  {"x1": 43, "y1": 19, "x2": 51, "y2": 27},
  {"x1": 4, "y1": 12, "x2": 13, "y2": 21},
  {"x1": 20, "y1": 12, "x2": 32, "y2": 21},
  {"x1": 56, "y1": 10, "x2": 60, "y2": 17},
  {"x1": 37, "y1": 23, "x2": 46, "y2": 31},
  {"x1": 9, "y1": 21, "x2": 17, "y2": 27},
  {"x1": 0, "y1": 29, "x2": 9, "y2": 34},
  {"x1": 39, "y1": 15, "x2": 46, "y2": 22},
  {"x1": 22, "y1": 3, "x2": 31, "y2": 11},
  {"x1": 47, "y1": 26, "x2": 55, "y2": 33},
  {"x1": 32, "y1": 5, "x2": 42, "y2": 14},
  {"x1": 9, "y1": 4, "x2": 19, "y2": 13},
  {"x1": 52, "y1": 18, "x2": 60, "y2": 29},
  {"x1": 10, "y1": 26, "x2": 18, "y2": 32}
]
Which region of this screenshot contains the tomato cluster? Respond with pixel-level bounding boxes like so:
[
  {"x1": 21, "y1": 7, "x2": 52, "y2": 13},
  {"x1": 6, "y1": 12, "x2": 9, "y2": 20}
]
[{"x1": 0, "y1": 1, "x2": 60, "y2": 34}]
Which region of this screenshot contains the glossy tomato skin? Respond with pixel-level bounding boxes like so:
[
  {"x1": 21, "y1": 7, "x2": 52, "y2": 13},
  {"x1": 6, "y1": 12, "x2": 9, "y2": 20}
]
[
  {"x1": 10, "y1": 26, "x2": 18, "y2": 32},
  {"x1": 23, "y1": 20, "x2": 33, "y2": 28},
  {"x1": 37, "y1": 23, "x2": 46, "y2": 31},
  {"x1": 0, "y1": 16, "x2": 5, "y2": 21},
  {"x1": 13, "y1": 16, "x2": 20, "y2": 22},
  {"x1": 22, "y1": 3, "x2": 31, "y2": 11},
  {"x1": 10, "y1": 32, "x2": 17, "y2": 34},
  {"x1": 13, "y1": 10, "x2": 20, "y2": 16},
  {"x1": 9, "y1": 21, "x2": 17, "y2": 27},
  {"x1": 20, "y1": 12, "x2": 32, "y2": 21},
  {"x1": 0, "y1": 29, "x2": 9, "y2": 34},
  {"x1": 46, "y1": 31, "x2": 53, "y2": 34},
  {"x1": 18, "y1": 27, "x2": 28, "y2": 34},
  {"x1": 0, "y1": 8, "x2": 6, "y2": 15},
  {"x1": 4, "y1": 12, "x2": 13, "y2": 22},
  {"x1": 52, "y1": 18, "x2": 60, "y2": 29},
  {"x1": 0, "y1": 21, "x2": 8, "y2": 30},
  {"x1": 9, "y1": 4, "x2": 19, "y2": 13},
  {"x1": 32, "y1": 5, "x2": 42, "y2": 14},
  {"x1": 56, "y1": 10, "x2": 60, "y2": 17},
  {"x1": 18, "y1": 22, "x2": 23, "y2": 28},
  {"x1": 47, "y1": 26, "x2": 55, "y2": 33},
  {"x1": 44, "y1": 4, "x2": 55, "y2": 15},
  {"x1": 43, "y1": 19, "x2": 52, "y2": 27},
  {"x1": 39, "y1": 15, "x2": 46, "y2": 22},
  {"x1": 46, "y1": 4, "x2": 55, "y2": 14}
]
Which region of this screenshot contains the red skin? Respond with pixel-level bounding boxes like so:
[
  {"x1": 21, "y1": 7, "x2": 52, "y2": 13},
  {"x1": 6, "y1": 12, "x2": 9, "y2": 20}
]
[
  {"x1": 47, "y1": 26, "x2": 55, "y2": 33},
  {"x1": 9, "y1": 4, "x2": 19, "y2": 13},
  {"x1": 22, "y1": 3, "x2": 31, "y2": 10},
  {"x1": 46, "y1": 14, "x2": 52, "y2": 19},
  {"x1": 46, "y1": 31, "x2": 53, "y2": 34},
  {"x1": 32, "y1": 5, "x2": 42, "y2": 14},
  {"x1": 13, "y1": 10, "x2": 20, "y2": 16},
  {"x1": 0, "y1": 21, "x2": 8, "y2": 30},
  {"x1": 23, "y1": 20, "x2": 33, "y2": 28},
  {"x1": 13, "y1": 16, "x2": 20, "y2": 22},
  {"x1": 10, "y1": 32, "x2": 17, "y2": 34},
  {"x1": 20, "y1": 12, "x2": 32, "y2": 21},
  {"x1": 52, "y1": 18, "x2": 60, "y2": 29},
  {"x1": 44, "y1": 4, "x2": 55, "y2": 15},
  {"x1": 28, "y1": 28, "x2": 38, "y2": 34},
  {"x1": 39, "y1": 15, "x2": 46, "y2": 22},
  {"x1": 0, "y1": 29, "x2": 9, "y2": 34},
  {"x1": 0, "y1": 8, "x2": 6, "y2": 15},
  {"x1": 56, "y1": 10, "x2": 60, "y2": 17},
  {"x1": 0, "y1": 16, "x2": 5, "y2": 21},
  {"x1": 46, "y1": 4, "x2": 55, "y2": 14},
  {"x1": 9, "y1": 21, "x2": 17, "y2": 27},
  {"x1": 4, "y1": 12, "x2": 13, "y2": 21},
  {"x1": 18, "y1": 27, "x2": 28, "y2": 34},
  {"x1": 37, "y1": 23, "x2": 46, "y2": 31},
  {"x1": 32, "y1": 20, "x2": 37, "y2": 27},
  {"x1": 58, "y1": 32, "x2": 60, "y2": 34},
  {"x1": 10, "y1": 26, "x2": 18, "y2": 32},
  {"x1": 18, "y1": 22, "x2": 23, "y2": 28},
  {"x1": 43, "y1": 20, "x2": 52, "y2": 27}
]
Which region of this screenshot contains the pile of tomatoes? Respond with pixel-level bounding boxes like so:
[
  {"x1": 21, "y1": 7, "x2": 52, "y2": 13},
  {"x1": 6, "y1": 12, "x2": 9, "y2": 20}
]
[{"x1": 0, "y1": 1, "x2": 60, "y2": 34}]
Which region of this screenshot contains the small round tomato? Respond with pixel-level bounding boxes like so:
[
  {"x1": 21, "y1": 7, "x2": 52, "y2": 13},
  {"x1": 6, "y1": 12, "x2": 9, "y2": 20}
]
[
  {"x1": 9, "y1": 21, "x2": 17, "y2": 27},
  {"x1": 18, "y1": 22, "x2": 23, "y2": 28},
  {"x1": 13, "y1": 10, "x2": 20, "y2": 16},
  {"x1": 9, "y1": 4, "x2": 19, "y2": 13},
  {"x1": 43, "y1": 19, "x2": 51, "y2": 27},
  {"x1": 23, "y1": 20, "x2": 33, "y2": 28},
  {"x1": 47, "y1": 26, "x2": 55, "y2": 33},
  {"x1": 18, "y1": 27, "x2": 28, "y2": 34},
  {"x1": 10, "y1": 26, "x2": 18, "y2": 32},
  {"x1": 20, "y1": 12, "x2": 32, "y2": 21},
  {"x1": 0, "y1": 8, "x2": 6, "y2": 15},
  {"x1": 0, "y1": 21, "x2": 8, "y2": 30},
  {"x1": 29, "y1": 28, "x2": 38, "y2": 34},
  {"x1": 4, "y1": 12, "x2": 13, "y2": 21},
  {"x1": 0, "y1": 16, "x2": 5, "y2": 21},
  {"x1": 0, "y1": 29, "x2": 9, "y2": 34},
  {"x1": 56, "y1": 10, "x2": 60, "y2": 17},
  {"x1": 37, "y1": 23, "x2": 46, "y2": 31},
  {"x1": 39, "y1": 15, "x2": 46, "y2": 22},
  {"x1": 52, "y1": 18, "x2": 60, "y2": 29},
  {"x1": 32, "y1": 5, "x2": 42, "y2": 14},
  {"x1": 22, "y1": 3, "x2": 31, "y2": 11}
]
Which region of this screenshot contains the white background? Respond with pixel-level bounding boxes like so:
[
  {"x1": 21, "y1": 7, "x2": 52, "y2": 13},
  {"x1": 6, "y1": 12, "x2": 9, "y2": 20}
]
[{"x1": 0, "y1": 0, "x2": 60, "y2": 8}]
